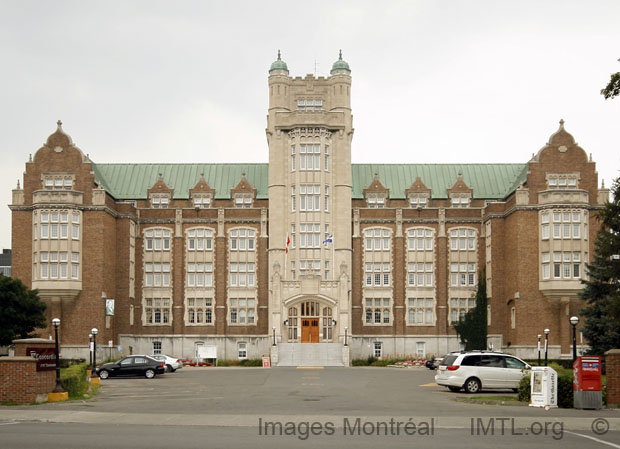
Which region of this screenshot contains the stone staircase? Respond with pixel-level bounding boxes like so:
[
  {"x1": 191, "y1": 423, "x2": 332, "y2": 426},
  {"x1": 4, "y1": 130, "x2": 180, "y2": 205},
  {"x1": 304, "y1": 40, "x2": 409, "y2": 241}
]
[{"x1": 276, "y1": 343, "x2": 344, "y2": 367}]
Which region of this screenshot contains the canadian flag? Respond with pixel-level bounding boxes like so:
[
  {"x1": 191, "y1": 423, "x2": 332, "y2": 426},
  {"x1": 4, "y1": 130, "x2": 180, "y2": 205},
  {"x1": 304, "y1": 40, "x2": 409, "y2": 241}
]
[{"x1": 285, "y1": 234, "x2": 290, "y2": 254}]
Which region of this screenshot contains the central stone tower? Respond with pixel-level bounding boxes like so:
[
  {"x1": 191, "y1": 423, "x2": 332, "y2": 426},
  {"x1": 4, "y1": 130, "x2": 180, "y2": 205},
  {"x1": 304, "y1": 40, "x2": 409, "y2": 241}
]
[{"x1": 266, "y1": 51, "x2": 353, "y2": 352}]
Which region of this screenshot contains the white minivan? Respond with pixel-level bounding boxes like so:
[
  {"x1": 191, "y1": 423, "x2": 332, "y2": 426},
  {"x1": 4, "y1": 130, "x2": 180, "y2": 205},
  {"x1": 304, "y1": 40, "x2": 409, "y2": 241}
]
[{"x1": 434, "y1": 351, "x2": 531, "y2": 393}]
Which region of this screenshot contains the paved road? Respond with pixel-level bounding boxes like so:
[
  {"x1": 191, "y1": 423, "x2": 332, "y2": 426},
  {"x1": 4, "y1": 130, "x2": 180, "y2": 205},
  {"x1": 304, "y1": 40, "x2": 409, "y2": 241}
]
[{"x1": 1, "y1": 367, "x2": 619, "y2": 449}]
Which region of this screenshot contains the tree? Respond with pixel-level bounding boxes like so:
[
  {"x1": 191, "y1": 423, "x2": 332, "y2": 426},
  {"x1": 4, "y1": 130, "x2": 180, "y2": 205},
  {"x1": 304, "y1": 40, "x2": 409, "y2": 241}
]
[
  {"x1": 601, "y1": 59, "x2": 620, "y2": 100},
  {"x1": 580, "y1": 176, "x2": 620, "y2": 355},
  {"x1": 0, "y1": 275, "x2": 47, "y2": 346},
  {"x1": 454, "y1": 271, "x2": 488, "y2": 350}
]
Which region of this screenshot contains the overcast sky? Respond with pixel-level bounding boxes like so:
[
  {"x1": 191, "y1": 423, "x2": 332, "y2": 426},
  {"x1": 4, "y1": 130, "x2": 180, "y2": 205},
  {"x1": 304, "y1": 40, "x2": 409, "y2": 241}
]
[{"x1": 1, "y1": 0, "x2": 619, "y2": 251}]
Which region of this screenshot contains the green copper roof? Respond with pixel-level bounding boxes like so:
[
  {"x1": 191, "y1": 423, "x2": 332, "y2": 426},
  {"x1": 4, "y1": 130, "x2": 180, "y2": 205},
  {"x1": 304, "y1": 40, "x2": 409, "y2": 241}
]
[
  {"x1": 93, "y1": 163, "x2": 269, "y2": 200},
  {"x1": 269, "y1": 50, "x2": 289, "y2": 73},
  {"x1": 92, "y1": 162, "x2": 527, "y2": 201},
  {"x1": 331, "y1": 50, "x2": 351, "y2": 74},
  {"x1": 351, "y1": 164, "x2": 528, "y2": 199}
]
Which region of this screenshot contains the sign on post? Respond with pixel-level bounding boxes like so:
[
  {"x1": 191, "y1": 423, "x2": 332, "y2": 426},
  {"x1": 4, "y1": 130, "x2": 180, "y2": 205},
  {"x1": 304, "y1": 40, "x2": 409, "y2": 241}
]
[
  {"x1": 27, "y1": 348, "x2": 56, "y2": 371},
  {"x1": 262, "y1": 356, "x2": 271, "y2": 368}
]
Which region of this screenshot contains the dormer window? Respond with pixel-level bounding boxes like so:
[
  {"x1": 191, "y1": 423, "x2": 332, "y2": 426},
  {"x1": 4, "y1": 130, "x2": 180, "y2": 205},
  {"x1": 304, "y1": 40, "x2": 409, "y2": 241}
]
[
  {"x1": 297, "y1": 99, "x2": 323, "y2": 111},
  {"x1": 547, "y1": 174, "x2": 578, "y2": 190},
  {"x1": 409, "y1": 194, "x2": 429, "y2": 208},
  {"x1": 234, "y1": 194, "x2": 252, "y2": 208},
  {"x1": 193, "y1": 194, "x2": 211, "y2": 209},
  {"x1": 151, "y1": 194, "x2": 170, "y2": 209},
  {"x1": 450, "y1": 194, "x2": 470, "y2": 208},
  {"x1": 367, "y1": 193, "x2": 386, "y2": 208},
  {"x1": 43, "y1": 174, "x2": 74, "y2": 190}
]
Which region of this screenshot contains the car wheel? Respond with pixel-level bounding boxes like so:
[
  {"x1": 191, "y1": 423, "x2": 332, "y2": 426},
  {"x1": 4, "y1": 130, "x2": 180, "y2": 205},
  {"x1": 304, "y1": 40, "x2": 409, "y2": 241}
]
[
  {"x1": 145, "y1": 369, "x2": 156, "y2": 379},
  {"x1": 98, "y1": 370, "x2": 109, "y2": 379},
  {"x1": 464, "y1": 377, "x2": 481, "y2": 394},
  {"x1": 165, "y1": 364, "x2": 173, "y2": 373},
  {"x1": 448, "y1": 386, "x2": 461, "y2": 392}
]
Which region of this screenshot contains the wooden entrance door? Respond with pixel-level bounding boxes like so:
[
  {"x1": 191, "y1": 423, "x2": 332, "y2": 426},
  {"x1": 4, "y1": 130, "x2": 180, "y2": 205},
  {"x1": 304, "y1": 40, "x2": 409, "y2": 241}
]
[{"x1": 301, "y1": 319, "x2": 319, "y2": 343}]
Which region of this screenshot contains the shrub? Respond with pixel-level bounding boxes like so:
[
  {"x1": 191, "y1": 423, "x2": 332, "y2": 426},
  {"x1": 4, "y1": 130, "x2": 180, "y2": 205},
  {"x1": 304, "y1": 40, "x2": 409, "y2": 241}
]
[
  {"x1": 60, "y1": 363, "x2": 89, "y2": 399},
  {"x1": 517, "y1": 363, "x2": 573, "y2": 408},
  {"x1": 240, "y1": 359, "x2": 262, "y2": 367}
]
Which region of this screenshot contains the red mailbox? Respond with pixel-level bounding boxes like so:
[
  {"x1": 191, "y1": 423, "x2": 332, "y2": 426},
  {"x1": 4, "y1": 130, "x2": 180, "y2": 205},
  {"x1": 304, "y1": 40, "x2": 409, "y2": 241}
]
[{"x1": 573, "y1": 356, "x2": 602, "y2": 409}]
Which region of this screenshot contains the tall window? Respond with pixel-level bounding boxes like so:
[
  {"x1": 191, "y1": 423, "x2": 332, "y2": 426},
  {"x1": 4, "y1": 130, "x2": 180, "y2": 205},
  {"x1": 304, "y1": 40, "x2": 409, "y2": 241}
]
[
  {"x1": 145, "y1": 229, "x2": 171, "y2": 251},
  {"x1": 187, "y1": 228, "x2": 213, "y2": 251},
  {"x1": 300, "y1": 260, "x2": 320, "y2": 274},
  {"x1": 364, "y1": 298, "x2": 391, "y2": 325},
  {"x1": 144, "y1": 262, "x2": 171, "y2": 287},
  {"x1": 408, "y1": 263, "x2": 433, "y2": 287},
  {"x1": 300, "y1": 224, "x2": 320, "y2": 248},
  {"x1": 324, "y1": 186, "x2": 329, "y2": 212},
  {"x1": 230, "y1": 229, "x2": 256, "y2": 251},
  {"x1": 374, "y1": 342, "x2": 383, "y2": 359},
  {"x1": 324, "y1": 146, "x2": 329, "y2": 171},
  {"x1": 450, "y1": 228, "x2": 476, "y2": 250},
  {"x1": 291, "y1": 186, "x2": 296, "y2": 212},
  {"x1": 365, "y1": 228, "x2": 391, "y2": 251},
  {"x1": 449, "y1": 297, "x2": 476, "y2": 324},
  {"x1": 450, "y1": 263, "x2": 476, "y2": 286},
  {"x1": 365, "y1": 263, "x2": 391, "y2": 286},
  {"x1": 299, "y1": 185, "x2": 320, "y2": 211},
  {"x1": 187, "y1": 298, "x2": 213, "y2": 324},
  {"x1": 407, "y1": 228, "x2": 433, "y2": 251},
  {"x1": 546, "y1": 210, "x2": 583, "y2": 240},
  {"x1": 229, "y1": 298, "x2": 256, "y2": 325},
  {"x1": 291, "y1": 145, "x2": 296, "y2": 171},
  {"x1": 145, "y1": 298, "x2": 171, "y2": 324},
  {"x1": 300, "y1": 144, "x2": 320, "y2": 170},
  {"x1": 187, "y1": 262, "x2": 213, "y2": 287},
  {"x1": 153, "y1": 342, "x2": 162, "y2": 354},
  {"x1": 551, "y1": 251, "x2": 582, "y2": 279},
  {"x1": 230, "y1": 262, "x2": 255, "y2": 287},
  {"x1": 407, "y1": 298, "x2": 434, "y2": 325}
]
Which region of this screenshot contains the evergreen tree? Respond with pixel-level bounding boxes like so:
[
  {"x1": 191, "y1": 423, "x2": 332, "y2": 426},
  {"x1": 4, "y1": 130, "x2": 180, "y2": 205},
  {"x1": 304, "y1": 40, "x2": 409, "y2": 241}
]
[
  {"x1": 454, "y1": 271, "x2": 488, "y2": 350},
  {"x1": 0, "y1": 275, "x2": 47, "y2": 346},
  {"x1": 580, "y1": 176, "x2": 620, "y2": 355},
  {"x1": 601, "y1": 59, "x2": 620, "y2": 100}
]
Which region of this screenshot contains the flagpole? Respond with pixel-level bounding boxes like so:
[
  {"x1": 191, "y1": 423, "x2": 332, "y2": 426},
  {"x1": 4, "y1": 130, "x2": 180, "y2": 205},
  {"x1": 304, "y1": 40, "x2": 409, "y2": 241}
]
[{"x1": 331, "y1": 235, "x2": 335, "y2": 281}]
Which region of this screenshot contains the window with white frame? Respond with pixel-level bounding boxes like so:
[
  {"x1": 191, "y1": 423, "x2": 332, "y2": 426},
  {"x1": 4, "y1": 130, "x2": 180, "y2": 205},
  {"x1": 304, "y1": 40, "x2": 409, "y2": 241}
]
[
  {"x1": 153, "y1": 341, "x2": 162, "y2": 354},
  {"x1": 193, "y1": 194, "x2": 211, "y2": 208},
  {"x1": 291, "y1": 186, "x2": 296, "y2": 211},
  {"x1": 229, "y1": 262, "x2": 255, "y2": 287},
  {"x1": 39, "y1": 211, "x2": 73, "y2": 240},
  {"x1": 297, "y1": 99, "x2": 323, "y2": 111},
  {"x1": 547, "y1": 174, "x2": 578, "y2": 190},
  {"x1": 291, "y1": 224, "x2": 296, "y2": 248},
  {"x1": 299, "y1": 223, "x2": 320, "y2": 248},
  {"x1": 541, "y1": 252, "x2": 551, "y2": 279},
  {"x1": 364, "y1": 298, "x2": 391, "y2": 325},
  {"x1": 38, "y1": 251, "x2": 70, "y2": 280},
  {"x1": 145, "y1": 229, "x2": 172, "y2": 251},
  {"x1": 407, "y1": 228, "x2": 433, "y2": 251},
  {"x1": 367, "y1": 193, "x2": 386, "y2": 208},
  {"x1": 373, "y1": 342, "x2": 383, "y2": 359},
  {"x1": 187, "y1": 262, "x2": 213, "y2": 287},
  {"x1": 324, "y1": 146, "x2": 329, "y2": 171},
  {"x1": 365, "y1": 263, "x2": 391, "y2": 287},
  {"x1": 450, "y1": 194, "x2": 470, "y2": 208},
  {"x1": 187, "y1": 297, "x2": 213, "y2": 324},
  {"x1": 291, "y1": 261, "x2": 296, "y2": 281},
  {"x1": 324, "y1": 186, "x2": 329, "y2": 212},
  {"x1": 299, "y1": 185, "x2": 320, "y2": 211},
  {"x1": 144, "y1": 262, "x2": 171, "y2": 287},
  {"x1": 409, "y1": 194, "x2": 429, "y2": 208},
  {"x1": 551, "y1": 251, "x2": 582, "y2": 279},
  {"x1": 547, "y1": 210, "x2": 584, "y2": 240},
  {"x1": 450, "y1": 262, "x2": 476, "y2": 287},
  {"x1": 187, "y1": 228, "x2": 213, "y2": 251},
  {"x1": 151, "y1": 194, "x2": 170, "y2": 209},
  {"x1": 407, "y1": 263, "x2": 433, "y2": 287},
  {"x1": 407, "y1": 298, "x2": 434, "y2": 325},
  {"x1": 364, "y1": 228, "x2": 391, "y2": 251},
  {"x1": 43, "y1": 174, "x2": 74, "y2": 190},
  {"x1": 449, "y1": 228, "x2": 476, "y2": 250},
  {"x1": 234, "y1": 194, "x2": 253, "y2": 208},
  {"x1": 291, "y1": 146, "x2": 296, "y2": 171},
  {"x1": 511, "y1": 307, "x2": 516, "y2": 329},
  {"x1": 416, "y1": 342, "x2": 426, "y2": 358},
  {"x1": 145, "y1": 298, "x2": 171, "y2": 324},
  {"x1": 300, "y1": 260, "x2": 320, "y2": 274},
  {"x1": 238, "y1": 342, "x2": 248, "y2": 359},
  {"x1": 449, "y1": 297, "x2": 476, "y2": 324},
  {"x1": 229, "y1": 298, "x2": 256, "y2": 325},
  {"x1": 230, "y1": 229, "x2": 256, "y2": 251},
  {"x1": 299, "y1": 144, "x2": 320, "y2": 170}
]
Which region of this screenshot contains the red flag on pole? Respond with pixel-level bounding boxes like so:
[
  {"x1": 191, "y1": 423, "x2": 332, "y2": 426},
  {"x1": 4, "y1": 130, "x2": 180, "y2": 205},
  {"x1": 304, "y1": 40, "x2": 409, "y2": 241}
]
[{"x1": 286, "y1": 235, "x2": 290, "y2": 254}]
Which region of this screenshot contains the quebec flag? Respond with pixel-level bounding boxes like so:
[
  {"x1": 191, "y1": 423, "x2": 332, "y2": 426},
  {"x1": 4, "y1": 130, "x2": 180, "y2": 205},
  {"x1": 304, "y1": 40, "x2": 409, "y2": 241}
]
[{"x1": 323, "y1": 234, "x2": 334, "y2": 245}]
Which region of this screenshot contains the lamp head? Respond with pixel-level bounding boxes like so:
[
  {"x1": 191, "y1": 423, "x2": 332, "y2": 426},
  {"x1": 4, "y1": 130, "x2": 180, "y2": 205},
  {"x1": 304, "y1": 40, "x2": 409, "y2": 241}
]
[
  {"x1": 51, "y1": 318, "x2": 60, "y2": 328},
  {"x1": 537, "y1": 334, "x2": 541, "y2": 339},
  {"x1": 272, "y1": 326, "x2": 276, "y2": 331},
  {"x1": 344, "y1": 326, "x2": 348, "y2": 331},
  {"x1": 88, "y1": 333, "x2": 93, "y2": 339},
  {"x1": 91, "y1": 328, "x2": 98, "y2": 335},
  {"x1": 570, "y1": 316, "x2": 579, "y2": 326},
  {"x1": 544, "y1": 328, "x2": 550, "y2": 335}
]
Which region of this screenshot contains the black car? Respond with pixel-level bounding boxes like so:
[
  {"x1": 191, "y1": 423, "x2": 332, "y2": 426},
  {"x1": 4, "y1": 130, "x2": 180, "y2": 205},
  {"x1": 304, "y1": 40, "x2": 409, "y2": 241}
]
[{"x1": 96, "y1": 355, "x2": 166, "y2": 379}]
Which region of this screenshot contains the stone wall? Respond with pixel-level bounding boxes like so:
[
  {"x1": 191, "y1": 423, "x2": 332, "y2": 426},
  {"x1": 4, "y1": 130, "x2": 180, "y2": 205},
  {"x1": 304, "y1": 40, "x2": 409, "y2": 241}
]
[{"x1": 0, "y1": 357, "x2": 55, "y2": 404}]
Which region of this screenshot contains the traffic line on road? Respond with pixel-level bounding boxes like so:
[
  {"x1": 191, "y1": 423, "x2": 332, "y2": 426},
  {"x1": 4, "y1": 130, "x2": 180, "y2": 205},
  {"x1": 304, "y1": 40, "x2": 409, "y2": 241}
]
[
  {"x1": 565, "y1": 431, "x2": 620, "y2": 449},
  {"x1": 296, "y1": 366, "x2": 324, "y2": 370},
  {"x1": 0, "y1": 422, "x2": 19, "y2": 426},
  {"x1": 419, "y1": 382, "x2": 438, "y2": 387}
]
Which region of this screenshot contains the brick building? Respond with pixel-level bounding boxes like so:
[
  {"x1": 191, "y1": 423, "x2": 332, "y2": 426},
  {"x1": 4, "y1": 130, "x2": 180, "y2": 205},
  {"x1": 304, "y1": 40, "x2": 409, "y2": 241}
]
[{"x1": 8, "y1": 52, "x2": 609, "y2": 364}]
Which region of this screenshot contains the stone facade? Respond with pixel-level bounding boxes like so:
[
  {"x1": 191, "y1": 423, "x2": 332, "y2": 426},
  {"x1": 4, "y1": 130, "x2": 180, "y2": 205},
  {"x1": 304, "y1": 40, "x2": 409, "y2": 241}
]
[{"x1": 8, "y1": 54, "x2": 609, "y2": 363}]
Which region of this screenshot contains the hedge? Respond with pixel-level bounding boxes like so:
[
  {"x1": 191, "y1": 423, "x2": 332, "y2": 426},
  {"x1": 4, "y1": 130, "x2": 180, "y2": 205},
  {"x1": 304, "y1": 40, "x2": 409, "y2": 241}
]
[
  {"x1": 518, "y1": 363, "x2": 573, "y2": 408},
  {"x1": 60, "y1": 363, "x2": 89, "y2": 399}
]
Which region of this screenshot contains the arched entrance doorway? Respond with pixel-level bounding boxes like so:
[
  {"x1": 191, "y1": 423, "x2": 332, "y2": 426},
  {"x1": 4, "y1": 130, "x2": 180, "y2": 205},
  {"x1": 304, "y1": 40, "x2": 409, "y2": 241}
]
[{"x1": 287, "y1": 300, "x2": 333, "y2": 343}]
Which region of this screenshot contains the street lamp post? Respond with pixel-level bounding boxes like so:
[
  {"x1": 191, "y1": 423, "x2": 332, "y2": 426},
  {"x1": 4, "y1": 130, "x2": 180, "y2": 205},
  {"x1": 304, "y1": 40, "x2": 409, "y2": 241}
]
[
  {"x1": 344, "y1": 326, "x2": 348, "y2": 346},
  {"x1": 91, "y1": 328, "x2": 98, "y2": 377},
  {"x1": 537, "y1": 334, "x2": 541, "y2": 366},
  {"x1": 570, "y1": 316, "x2": 579, "y2": 363},
  {"x1": 272, "y1": 326, "x2": 276, "y2": 346},
  {"x1": 88, "y1": 333, "x2": 93, "y2": 367},
  {"x1": 51, "y1": 318, "x2": 64, "y2": 393},
  {"x1": 544, "y1": 328, "x2": 550, "y2": 366}
]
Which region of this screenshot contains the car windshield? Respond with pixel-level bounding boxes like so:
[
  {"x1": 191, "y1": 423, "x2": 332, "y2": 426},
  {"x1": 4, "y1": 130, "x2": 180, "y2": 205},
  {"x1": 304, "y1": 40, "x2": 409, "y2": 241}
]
[{"x1": 440, "y1": 355, "x2": 458, "y2": 366}]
